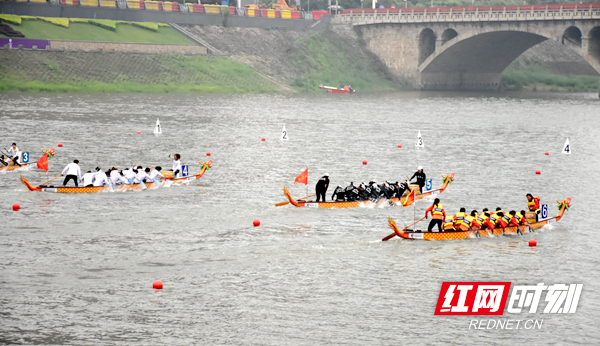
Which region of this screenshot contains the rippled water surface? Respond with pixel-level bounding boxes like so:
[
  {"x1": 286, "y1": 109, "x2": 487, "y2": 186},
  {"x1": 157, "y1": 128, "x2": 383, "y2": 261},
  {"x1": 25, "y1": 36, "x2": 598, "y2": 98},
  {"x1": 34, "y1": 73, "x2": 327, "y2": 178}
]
[{"x1": 1, "y1": 92, "x2": 599, "y2": 345}]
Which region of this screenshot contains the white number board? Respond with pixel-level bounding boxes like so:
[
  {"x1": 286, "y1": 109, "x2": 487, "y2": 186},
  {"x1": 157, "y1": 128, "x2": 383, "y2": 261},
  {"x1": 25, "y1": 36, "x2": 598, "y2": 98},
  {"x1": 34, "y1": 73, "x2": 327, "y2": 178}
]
[
  {"x1": 425, "y1": 178, "x2": 432, "y2": 191},
  {"x1": 21, "y1": 152, "x2": 30, "y2": 163},
  {"x1": 541, "y1": 204, "x2": 548, "y2": 219}
]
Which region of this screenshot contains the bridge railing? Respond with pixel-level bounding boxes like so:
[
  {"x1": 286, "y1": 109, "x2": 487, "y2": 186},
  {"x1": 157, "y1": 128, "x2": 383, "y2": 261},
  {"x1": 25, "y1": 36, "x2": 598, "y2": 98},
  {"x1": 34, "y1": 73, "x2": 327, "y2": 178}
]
[{"x1": 336, "y1": 3, "x2": 600, "y2": 24}]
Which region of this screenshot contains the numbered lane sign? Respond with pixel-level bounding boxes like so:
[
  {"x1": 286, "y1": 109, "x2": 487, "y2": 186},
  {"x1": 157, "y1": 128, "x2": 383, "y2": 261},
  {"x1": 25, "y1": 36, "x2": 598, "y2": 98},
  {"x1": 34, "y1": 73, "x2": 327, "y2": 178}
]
[
  {"x1": 21, "y1": 152, "x2": 29, "y2": 163},
  {"x1": 562, "y1": 138, "x2": 571, "y2": 155},
  {"x1": 415, "y1": 131, "x2": 424, "y2": 148},
  {"x1": 182, "y1": 165, "x2": 189, "y2": 177},
  {"x1": 281, "y1": 125, "x2": 288, "y2": 141},
  {"x1": 425, "y1": 178, "x2": 432, "y2": 191},
  {"x1": 541, "y1": 204, "x2": 548, "y2": 219}
]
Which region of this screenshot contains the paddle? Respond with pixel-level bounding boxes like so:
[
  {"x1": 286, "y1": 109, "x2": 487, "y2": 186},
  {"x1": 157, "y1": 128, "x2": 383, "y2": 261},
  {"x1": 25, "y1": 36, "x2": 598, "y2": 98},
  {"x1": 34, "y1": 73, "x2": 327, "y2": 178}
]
[
  {"x1": 35, "y1": 174, "x2": 62, "y2": 187},
  {"x1": 382, "y1": 215, "x2": 426, "y2": 241},
  {"x1": 275, "y1": 194, "x2": 316, "y2": 207},
  {"x1": 139, "y1": 180, "x2": 147, "y2": 190}
]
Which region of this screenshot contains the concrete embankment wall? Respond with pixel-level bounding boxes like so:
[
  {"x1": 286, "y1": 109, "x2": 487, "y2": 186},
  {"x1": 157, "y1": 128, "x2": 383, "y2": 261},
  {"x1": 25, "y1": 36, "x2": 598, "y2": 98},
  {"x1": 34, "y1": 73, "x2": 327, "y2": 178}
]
[
  {"x1": 0, "y1": 2, "x2": 332, "y2": 29},
  {"x1": 49, "y1": 40, "x2": 207, "y2": 54}
]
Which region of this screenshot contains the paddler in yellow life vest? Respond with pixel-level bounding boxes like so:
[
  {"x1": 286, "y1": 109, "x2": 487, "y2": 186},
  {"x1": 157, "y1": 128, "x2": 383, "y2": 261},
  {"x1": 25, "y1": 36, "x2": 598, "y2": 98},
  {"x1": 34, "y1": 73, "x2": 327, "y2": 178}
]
[
  {"x1": 476, "y1": 208, "x2": 490, "y2": 229},
  {"x1": 425, "y1": 198, "x2": 445, "y2": 232},
  {"x1": 526, "y1": 194, "x2": 541, "y2": 213},
  {"x1": 443, "y1": 216, "x2": 456, "y2": 232},
  {"x1": 487, "y1": 208, "x2": 504, "y2": 230},
  {"x1": 526, "y1": 193, "x2": 541, "y2": 221},
  {"x1": 453, "y1": 208, "x2": 467, "y2": 230},
  {"x1": 512, "y1": 210, "x2": 532, "y2": 228}
]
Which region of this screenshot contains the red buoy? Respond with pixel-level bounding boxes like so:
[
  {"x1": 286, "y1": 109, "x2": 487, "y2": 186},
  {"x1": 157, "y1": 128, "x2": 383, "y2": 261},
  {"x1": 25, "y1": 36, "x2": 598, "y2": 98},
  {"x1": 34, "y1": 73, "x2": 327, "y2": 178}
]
[
  {"x1": 261, "y1": 138, "x2": 266, "y2": 142},
  {"x1": 12, "y1": 203, "x2": 20, "y2": 211},
  {"x1": 397, "y1": 144, "x2": 402, "y2": 148},
  {"x1": 137, "y1": 131, "x2": 141, "y2": 134},
  {"x1": 535, "y1": 170, "x2": 541, "y2": 175},
  {"x1": 153, "y1": 280, "x2": 163, "y2": 289},
  {"x1": 58, "y1": 143, "x2": 63, "y2": 148},
  {"x1": 206, "y1": 152, "x2": 211, "y2": 156},
  {"x1": 253, "y1": 219, "x2": 260, "y2": 227},
  {"x1": 362, "y1": 160, "x2": 367, "y2": 165},
  {"x1": 544, "y1": 152, "x2": 549, "y2": 155},
  {"x1": 528, "y1": 239, "x2": 537, "y2": 247}
]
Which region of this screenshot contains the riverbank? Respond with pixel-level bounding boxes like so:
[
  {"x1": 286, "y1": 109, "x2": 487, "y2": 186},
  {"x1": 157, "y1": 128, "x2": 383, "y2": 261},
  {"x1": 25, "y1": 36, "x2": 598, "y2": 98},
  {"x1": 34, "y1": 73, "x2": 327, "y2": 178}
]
[
  {"x1": 501, "y1": 56, "x2": 599, "y2": 92},
  {"x1": 0, "y1": 50, "x2": 279, "y2": 93}
]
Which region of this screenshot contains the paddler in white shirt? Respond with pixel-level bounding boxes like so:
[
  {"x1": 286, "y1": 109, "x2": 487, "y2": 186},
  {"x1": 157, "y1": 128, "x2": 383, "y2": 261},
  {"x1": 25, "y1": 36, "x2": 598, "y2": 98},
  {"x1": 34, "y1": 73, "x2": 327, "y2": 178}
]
[
  {"x1": 61, "y1": 160, "x2": 82, "y2": 187},
  {"x1": 123, "y1": 167, "x2": 137, "y2": 184},
  {"x1": 149, "y1": 166, "x2": 165, "y2": 183},
  {"x1": 92, "y1": 167, "x2": 110, "y2": 187},
  {"x1": 81, "y1": 170, "x2": 95, "y2": 187},
  {"x1": 109, "y1": 167, "x2": 126, "y2": 185},
  {"x1": 170, "y1": 154, "x2": 182, "y2": 178},
  {"x1": 136, "y1": 167, "x2": 152, "y2": 183},
  {"x1": 6, "y1": 143, "x2": 21, "y2": 166}
]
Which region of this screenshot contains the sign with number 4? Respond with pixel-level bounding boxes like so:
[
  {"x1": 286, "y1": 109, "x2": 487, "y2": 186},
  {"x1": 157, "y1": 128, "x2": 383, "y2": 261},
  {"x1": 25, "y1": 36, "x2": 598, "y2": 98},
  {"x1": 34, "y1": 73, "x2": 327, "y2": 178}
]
[
  {"x1": 21, "y1": 152, "x2": 30, "y2": 163},
  {"x1": 182, "y1": 165, "x2": 189, "y2": 177},
  {"x1": 562, "y1": 138, "x2": 571, "y2": 155}
]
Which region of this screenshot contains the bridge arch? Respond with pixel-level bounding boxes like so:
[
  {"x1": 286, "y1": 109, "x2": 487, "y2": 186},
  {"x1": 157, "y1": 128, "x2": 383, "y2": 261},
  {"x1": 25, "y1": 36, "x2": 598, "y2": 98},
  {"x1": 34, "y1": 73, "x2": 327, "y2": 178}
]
[
  {"x1": 441, "y1": 29, "x2": 458, "y2": 45},
  {"x1": 418, "y1": 25, "x2": 600, "y2": 91},
  {"x1": 418, "y1": 28, "x2": 436, "y2": 65},
  {"x1": 563, "y1": 26, "x2": 582, "y2": 47}
]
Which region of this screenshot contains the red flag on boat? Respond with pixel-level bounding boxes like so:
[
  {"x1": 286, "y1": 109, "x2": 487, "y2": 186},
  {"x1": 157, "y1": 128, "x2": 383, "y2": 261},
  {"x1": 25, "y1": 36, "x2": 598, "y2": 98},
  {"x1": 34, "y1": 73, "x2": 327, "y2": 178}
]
[
  {"x1": 402, "y1": 188, "x2": 416, "y2": 207},
  {"x1": 36, "y1": 153, "x2": 49, "y2": 171},
  {"x1": 294, "y1": 166, "x2": 308, "y2": 185}
]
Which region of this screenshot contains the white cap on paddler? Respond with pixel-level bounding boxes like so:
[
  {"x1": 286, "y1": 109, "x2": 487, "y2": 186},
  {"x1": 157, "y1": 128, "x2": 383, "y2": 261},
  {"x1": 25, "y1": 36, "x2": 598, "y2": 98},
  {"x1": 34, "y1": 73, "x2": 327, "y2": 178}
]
[
  {"x1": 418, "y1": 166, "x2": 423, "y2": 170},
  {"x1": 324, "y1": 173, "x2": 329, "y2": 177}
]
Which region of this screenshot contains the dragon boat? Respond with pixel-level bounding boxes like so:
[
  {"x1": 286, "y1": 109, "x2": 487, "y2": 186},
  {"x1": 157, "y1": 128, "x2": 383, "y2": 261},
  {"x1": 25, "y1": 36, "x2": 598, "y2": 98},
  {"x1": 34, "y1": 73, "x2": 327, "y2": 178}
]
[
  {"x1": 283, "y1": 173, "x2": 454, "y2": 209},
  {"x1": 20, "y1": 161, "x2": 211, "y2": 194},
  {"x1": 1, "y1": 149, "x2": 55, "y2": 172},
  {"x1": 386, "y1": 198, "x2": 570, "y2": 241}
]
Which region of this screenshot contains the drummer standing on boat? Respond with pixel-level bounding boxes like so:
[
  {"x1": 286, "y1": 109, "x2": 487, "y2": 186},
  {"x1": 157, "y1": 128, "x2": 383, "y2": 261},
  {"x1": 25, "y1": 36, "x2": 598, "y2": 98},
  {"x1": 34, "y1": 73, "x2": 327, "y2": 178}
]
[
  {"x1": 410, "y1": 166, "x2": 426, "y2": 194},
  {"x1": 315, "y1": 173, "x2": 329, "y2": 202},
  {"x1": 61, "y1": 160, "x2": 82, "y2": 187}
]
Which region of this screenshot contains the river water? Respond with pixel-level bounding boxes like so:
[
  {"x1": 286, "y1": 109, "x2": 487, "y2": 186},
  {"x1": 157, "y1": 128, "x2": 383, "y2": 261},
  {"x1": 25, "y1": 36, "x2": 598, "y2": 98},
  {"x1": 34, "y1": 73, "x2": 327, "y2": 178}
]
[{"x1": 1, "y1": 92, "x2": 599, "y2": 345}]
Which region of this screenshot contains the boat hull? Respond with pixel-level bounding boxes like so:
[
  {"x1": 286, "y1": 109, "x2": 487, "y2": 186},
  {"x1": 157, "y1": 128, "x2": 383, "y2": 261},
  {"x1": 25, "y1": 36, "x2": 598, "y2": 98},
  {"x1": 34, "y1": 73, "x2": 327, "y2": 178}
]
[
  {"x1": 387, "y1": 198, "x2": 571, "y2": 241},
  {"x1": 283, "y1": 173, "x2": 454, "y2": 209},
  {"x1": 1, "y1": 163, "x2": 32, "y2": 172},
  {"x1": 20, "y1": 161, "x2": 211, "y2": 193}
]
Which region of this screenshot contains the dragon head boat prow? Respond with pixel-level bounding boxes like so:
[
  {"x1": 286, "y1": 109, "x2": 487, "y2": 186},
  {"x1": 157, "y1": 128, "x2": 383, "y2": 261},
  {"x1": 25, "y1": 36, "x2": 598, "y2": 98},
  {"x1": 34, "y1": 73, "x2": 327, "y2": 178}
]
[{"x1": 554, "y1": 197, "x2": 571, "y2": 221}]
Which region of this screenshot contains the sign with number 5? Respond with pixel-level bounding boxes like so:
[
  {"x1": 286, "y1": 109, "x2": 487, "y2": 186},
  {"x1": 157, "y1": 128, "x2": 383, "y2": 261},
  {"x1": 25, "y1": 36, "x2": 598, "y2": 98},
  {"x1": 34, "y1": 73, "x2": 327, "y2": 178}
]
[{"x1": 425, "y1": 178, "x2": 432, "y2": 192}]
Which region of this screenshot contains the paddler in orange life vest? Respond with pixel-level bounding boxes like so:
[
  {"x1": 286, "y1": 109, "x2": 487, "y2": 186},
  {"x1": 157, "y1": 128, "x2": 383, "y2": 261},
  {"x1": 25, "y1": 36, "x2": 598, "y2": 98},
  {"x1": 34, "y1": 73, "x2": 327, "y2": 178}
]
[{"x1": 425, "y1": 198, "x2": 445, "y2": 232}]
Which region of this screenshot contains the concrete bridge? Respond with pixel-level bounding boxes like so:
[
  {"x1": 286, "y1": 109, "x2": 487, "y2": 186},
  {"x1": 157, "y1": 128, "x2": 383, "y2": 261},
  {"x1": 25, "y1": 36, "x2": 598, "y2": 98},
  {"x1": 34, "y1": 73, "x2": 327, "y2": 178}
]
[{"x1": 333, "y1": 4, "x2": 600, "y2": 91}]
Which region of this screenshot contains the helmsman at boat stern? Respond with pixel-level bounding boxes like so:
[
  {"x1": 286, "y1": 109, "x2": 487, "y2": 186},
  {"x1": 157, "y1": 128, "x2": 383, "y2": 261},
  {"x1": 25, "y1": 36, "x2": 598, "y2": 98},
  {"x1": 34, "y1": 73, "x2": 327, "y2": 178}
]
[{"x1": 315, "y1": 173, "x2": 330, "y2": 202}]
